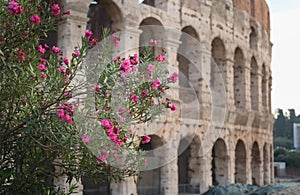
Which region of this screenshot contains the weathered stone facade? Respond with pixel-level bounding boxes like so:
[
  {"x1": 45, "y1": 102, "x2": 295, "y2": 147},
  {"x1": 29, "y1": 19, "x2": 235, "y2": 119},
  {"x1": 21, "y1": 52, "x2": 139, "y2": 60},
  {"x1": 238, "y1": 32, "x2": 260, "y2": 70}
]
[{"x1": 56, "y1": 0, "x2": 273, "y2": 194}]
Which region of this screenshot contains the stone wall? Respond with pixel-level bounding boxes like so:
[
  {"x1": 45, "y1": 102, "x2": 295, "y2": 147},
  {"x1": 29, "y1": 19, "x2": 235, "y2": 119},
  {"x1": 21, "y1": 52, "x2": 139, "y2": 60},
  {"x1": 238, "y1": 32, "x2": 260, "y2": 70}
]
[{"x1": 56, "y1": 0, "x2": 273, "y2": 194}]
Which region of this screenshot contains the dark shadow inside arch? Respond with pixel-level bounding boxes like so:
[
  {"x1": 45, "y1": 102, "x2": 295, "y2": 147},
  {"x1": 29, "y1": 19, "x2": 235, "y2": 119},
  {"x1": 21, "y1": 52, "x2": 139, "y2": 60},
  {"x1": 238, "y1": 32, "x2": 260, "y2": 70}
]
[
  {"x1": 251, "y1": 141, "x2": 261, "y2": 186},
  {"x1": 233, "y1": 47, "x2": 245, "y2": 109},
  {"x1": 137, "y1": 135, "x2": 163, "y2": 195},
  {"x1": 87, "y1": 0, "x2": 124, "y2": 40},
  {"x1": 235, "y1": 139, "x2": 247, "y2": 183},
  {"x1": 212, "y1": 138, "x2": 228, "y2": 186}
]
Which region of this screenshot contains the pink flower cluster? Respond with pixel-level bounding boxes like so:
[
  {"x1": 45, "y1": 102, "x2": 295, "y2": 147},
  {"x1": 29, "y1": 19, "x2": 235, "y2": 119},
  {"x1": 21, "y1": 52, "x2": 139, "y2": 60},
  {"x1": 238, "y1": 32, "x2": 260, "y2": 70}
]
[
  {"x1": 84, "y1": 30, "x2": 98, "y2": 46},
  {"x1": 111, "y1": 34, "x2": 120, "y2": 47},
  {"x1": 130, "y1": 94, "x2": 139, "y2": 103},
  {"x1": 82, "y1": 135, "x2": 90, "y2": 143},
  {"x1": 168, "y1": 72, "x2": 179, "y2": 83},
  {"x1": 96, "y1": 150, "x2": 109, "y2": 163},
  {"x1": 8, "y1": 1, "x2": 23, "y2": 15},
  {"x1": 162, "y1": 98, "x2": 177, "y2": 112},
  {"x1": 157, "y1": 54, "x2": 166, "y2": 62},
  {"x1": 151, "y1": 78, "x2": 161, "y2": 90},
  {"x1": 30, "y1": 14, "x2": 41, "y2": 24},
  {"x1": 51, "y1": 4, "x2": 60, "y2": 16},
  {"x1": 149, "y1": 39, "x2": 157, "y2": 46},
  {"x1": 141, "y1": 135, "x2": 151, "y2": 144},
  {"x1": 56, "y1": 102, "x2": 74, "y2": 125},
  {"x1": 101, "y1": 119, "x2": 127, "y2": 147}
]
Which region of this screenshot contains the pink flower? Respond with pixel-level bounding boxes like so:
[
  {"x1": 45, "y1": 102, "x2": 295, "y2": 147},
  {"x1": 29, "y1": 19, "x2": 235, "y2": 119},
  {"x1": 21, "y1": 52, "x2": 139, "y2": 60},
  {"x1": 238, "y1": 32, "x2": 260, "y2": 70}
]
[
  {"x1": 114, "y1": 40, "x2": 120, "y2": 47},
  {"x1": 72, "y1": 49, "x2": 80, "y2": 57},
  {"x1": 141, "y1": 135, "x2": 151, "y2": 144},
  {"x1": 52, "y1": 46, "x2": 60, "y2": 53},
  {"x1": 120, "y1": 59, "x2": 131, "y2": 73},
  {"x1": 101, "y1": 119, "x2": 113, "y2": 129},
  {"x1": 51, "y1": 4, "x2": 60, "y2": 16},
  {"x1": 65, "y1": 114, "x2": 73, "y2": 125},
  {"x1": 43, "y1": 44, "x2": 49, "y2": 49},
  {"x1": 109, "y1": 133, "x2": 117, "y2": 141},
  {"x1": 30, "y1": 14, "x2": 40, "y2": 24},
  {"x1": 149, "y1": 39, "x2": 157, "y2": 46},
  {"x1": 14, "y1": 50, "x2": 25, "y2": 61},
  {"x1": 157, "y1": 55, "x2": 166, "y2": 62},
  {"x1": 151, "y1": 78, "x2": 161, "y2": 89},
  {"x1": 168, "y1": 72, "x2": 178, "y2": 83},
  {"x1": 64, "y1": 10, "x2": 71, "y2": 15},
  {"x1": 40, "y1": 73, "x2": 47, "y2": 79},
  {"x1": 39, "y1": 58, "x2": 47, "y2": 64},
  {"x1": 123, "y1": 136, "x2": 128, "y2": 142},
  {"x1": 148, "y1": 64, "x2": 155, "y2": 73},
  {"x1": 118, "y1": 107, "x2": 125, "y2": 113},
  {"x1": 37, "y1": 45, "x2": 45, "y2": 54},
  {"x1": 59, "y1": 66, "x2": 65, "y2": 73},
  {"x1": 96, "y1": 150, "x2": 109, "y2": 163},
  {"x1": 82, "y1": 135, "x2": 90, "y2": 143},
  {"x1": 115, "y1": 138, "x2": 122, "y2": 146},
  {"x1": 56, "y1": 109, "x2": 64, "y2": 117},
  {"x1": 38, "y1": 64, "x2": 47, "y2": 71},
  {"x1": 63, "y1": 57, "x2": 69, "y2": 65},
  {"x1": 85, "y1": 30, "x2": 93, "y2": 39},
  {"x1": 130, "y1": 54, "x2": 139, "y2": 65},
  {"x1": 89, "y1": 37, "x2": 98, "y2": 46},
  {"x1": 171, "y1": 104, "x2": 177, "y2": 111},
  {"x1": 8, "y1": 1, "x2": 23, "y2": 15},
  {"x1": 142, "y1": 90, "x2": 148, "y2": 97},
  {"x1": 130, "y1": 94, "x2": 139, "y2": 103},
  {"x1": 94, "y1": 85, "x2": 100, "y2": 91}
]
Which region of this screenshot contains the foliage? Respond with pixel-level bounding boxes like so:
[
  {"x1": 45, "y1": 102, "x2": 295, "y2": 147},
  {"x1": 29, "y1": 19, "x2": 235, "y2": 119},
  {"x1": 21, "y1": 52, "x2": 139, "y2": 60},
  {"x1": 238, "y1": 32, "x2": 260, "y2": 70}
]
[
  {"x1": 274, "y1": 148, "x2": 300, "y2": 168},
  {"x1": 274, "y1": 137, "x2": 294, "y2": 149},
  {"x1": 0, "y1": 0, "x2": 177, "y2": 194}
]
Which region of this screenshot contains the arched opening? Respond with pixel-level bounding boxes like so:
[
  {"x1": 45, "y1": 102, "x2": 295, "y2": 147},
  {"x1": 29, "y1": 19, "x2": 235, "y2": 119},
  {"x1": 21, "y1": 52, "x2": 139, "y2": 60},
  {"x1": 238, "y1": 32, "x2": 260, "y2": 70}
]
[
  {"x1": 177, "y1": 26, "x2": 199, "y2": 103},
  {"x1": 235, "y1": 139, "x2": 247, "y2": 183},
  {"x1": 212, "y1": 138, "x2": 228, "y2": 186},
  {"x1": 137, "y1": 135, "x2": 163, "y2": 195},
  {"x1": 211, "y1": 38, "x2": 226, "y2": 88},
  {"x1": 82, "y1": 177, "x2": 110, "y2": 195},
  {"x1": 263, "y1": 143, "x2": 270, "y2": 184},
  {"x1": 250, "y1": 27, "x2": 258, "y2": 50},
  {"x1": 139, "y1": 17, "x2": 164, "y2": 59},
  {"x1": 233, "y1": 48, "x2": 245, "y2": 109},
  {"x1": 178, "y1": 139, "x2": 190, "y2": 188},
  {"x1": 251, "y1": 141, "x2": 261, "y2": 186},
  {"x1": 87, "y1": 0, "x2": 123, "y2": 40},
  {"x1": 141, "y1": 0, "x2": 155, "y2": 7},
  {"x1": 251, "y1": 57, "x2": 259, "y2": 111},
  {"x1": 177, "y1": 136, "x2": 201, "y2": 193},
  {"x1": 261, "y1": 64, "x2": 267, "y2": 110}
]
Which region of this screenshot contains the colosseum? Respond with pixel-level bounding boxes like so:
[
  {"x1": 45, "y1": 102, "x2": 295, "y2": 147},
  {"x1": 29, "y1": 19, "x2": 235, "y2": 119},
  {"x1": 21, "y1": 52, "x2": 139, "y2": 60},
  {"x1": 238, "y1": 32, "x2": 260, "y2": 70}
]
[{"x1": 54, "y1": 0, "x2": 273, "y2": 194}]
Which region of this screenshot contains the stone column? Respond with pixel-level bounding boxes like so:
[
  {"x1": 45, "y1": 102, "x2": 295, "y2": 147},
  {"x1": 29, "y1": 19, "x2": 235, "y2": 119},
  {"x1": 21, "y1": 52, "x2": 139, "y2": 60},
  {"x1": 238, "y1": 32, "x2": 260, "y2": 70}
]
[
  {"x1": 57, "y1": 1, "x2": 90, "y2": 58},
  {"x1": 160, "y1": 141, "x2": 178, "y2": 195},
  {"x1": 117, "y1": 26, "x2": 142, "y2": 58},
  {"x1": 244, "y1": 60, "x2": 251, "y2": 111},
  {"x1": 198, "y1": 155, "x2": 213, "y2": 194}
]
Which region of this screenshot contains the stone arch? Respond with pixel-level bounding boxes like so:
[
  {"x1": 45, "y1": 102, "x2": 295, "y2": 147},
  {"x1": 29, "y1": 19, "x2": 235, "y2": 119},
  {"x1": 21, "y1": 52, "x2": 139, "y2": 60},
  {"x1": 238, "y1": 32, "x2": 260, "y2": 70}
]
[
  {"x1": 235, "y1": 139, "x2": 247, "y2": 183},
  {"x1": 251, "y1": 141, "x2": 261, "y2": 185},
  {"x1": 261, "y1": 64, "x2": 267, "y2": 110},
  {"x1": 212, "y1": 138, "x2": 229, "y2": 186},
  {"x1": 177, "y1": 135, "x2": 201, "y2": 193},
  {"x1": 177, "y1": 26, "x2": 200, "y2": 103},
  {"x1": 233, "y1": 47, "x2": 245, "y2": 109},
  {"x1": 263, "y1": 143, "x2": 270, "y2": 184},
  {"x1": 137, "y1": 135, "x2": 163, "y2": 195},
  {"x1": 250, "y1": 26, "x2": 258, "y2": 50},
  {"x1": 211, "y1": 37, "x2": 226, "y2": 87},
  {"x1": 87, "y1": 0, "x2": 124, "y2": 40},
  {"x1": 250, "y1": 57, "x2": 259, "y2": 111},
  {"x1": 139, "y1": 17, "x2": 164, "y2": 58}
]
